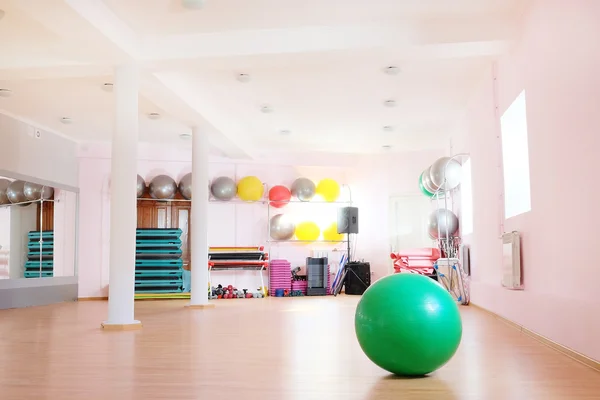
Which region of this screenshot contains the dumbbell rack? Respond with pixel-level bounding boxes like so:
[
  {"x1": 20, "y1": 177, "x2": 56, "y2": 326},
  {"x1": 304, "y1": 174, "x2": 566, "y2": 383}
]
[
  {"x1": 135, "y1": 228, "x2": 184, "y2": 294},
  {"x1": 24, "y1": 231, "x2": 54, "y2": 278}
]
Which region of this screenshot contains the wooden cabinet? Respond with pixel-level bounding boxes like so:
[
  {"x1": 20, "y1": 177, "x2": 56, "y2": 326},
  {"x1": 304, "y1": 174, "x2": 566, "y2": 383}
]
[
  {"x1": 137, "y1": 199, "x2": 191, "y2": 270},
  {"x1": 36, "y1": 201, "x2": 54, "y2": 231}
]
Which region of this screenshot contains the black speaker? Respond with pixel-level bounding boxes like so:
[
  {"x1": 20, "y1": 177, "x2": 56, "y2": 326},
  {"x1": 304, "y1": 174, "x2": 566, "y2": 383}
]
[
  {"x1": 345, "y1": 262, "x2": 370, "y2": 295},
  {"x1": 337, "y1": 207, "x2": 358, "y2": 234}
]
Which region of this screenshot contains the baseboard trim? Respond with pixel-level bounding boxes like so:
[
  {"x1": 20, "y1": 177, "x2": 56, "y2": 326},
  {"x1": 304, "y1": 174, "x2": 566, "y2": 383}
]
[
  {"x1": 101, "y1": 321, "x2": 143, "y2": 331},
  {"x1": 186, "y1": 303, "x2": 216, "y2": 309},
  {"x1": 78, "y1": 297, "x2": 108, "y2": 301},
  {"x1": 471, "y1": 303, "x2": 600, "y2": 372}
]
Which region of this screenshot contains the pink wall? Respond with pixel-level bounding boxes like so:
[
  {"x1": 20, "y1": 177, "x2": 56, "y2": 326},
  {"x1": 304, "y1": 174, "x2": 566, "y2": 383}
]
[{"x1": 453, "y1": 0, "x2": 600, "y2": 361}]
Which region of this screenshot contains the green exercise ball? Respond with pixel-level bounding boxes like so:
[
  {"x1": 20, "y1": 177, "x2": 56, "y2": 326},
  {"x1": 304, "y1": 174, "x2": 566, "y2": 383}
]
[
  {"x1": 418, "y1": 172, "x2": 434, "y2": 198},
  {"x1": 355, "y1": 273, "x2": 462, "y2": 376}
]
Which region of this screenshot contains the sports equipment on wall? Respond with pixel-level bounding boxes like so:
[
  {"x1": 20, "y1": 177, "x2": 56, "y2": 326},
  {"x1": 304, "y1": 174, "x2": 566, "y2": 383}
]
[
  {"x1": 268, "y1": 185, "x2": 291, "y2": 208},
  {"x1": 24, "y1": 182, "x2": 54, "y2": 201},
  {"x1": 237, "y1": 176, "x2": 264, "y2": 202},
  {"x1": 0, "y1": 179, "x2": 12, "y2": 205},
  {"x1": 210, "y1": 176, "x2": 237, "y2": 201},
  {"x1": 322, "y1": 222, "x2": 344, "y2": 241},
  {"x1": 315, "y1": 178, "x2": 340, "y2": 202},
  {"x1": 430, "y1": 157, "x2": 462, "y2": 191},
  {"x1": 7, "y1": 180, "x2": 28, "y2": 205},
  {"x1": 355, "y1": 273, "x2": 462, "y2": 376},
  {"x1": 178, "y1": 173, "x2": 192, "y2": 200},
  {"x1": 291, "y1": 178, "x2": 316, "y2": 202},
  {"x1": 421, "y1": 166, "x2": 439, "y2": 194},
  {"x1": 149, "y1": 175, "x2": 178, "y2": 199},
  {"x1": 428, "y1": 209, "x2": 459, "y2": 239},
  {"x1": 418, "y1": 173, "x2": 434, "y2": 198},
  {"x1": 136, "y1": 175, "x2": 146, "y2": 198},
  {"x1": 269, "y1": 214, "x2": 295, "y2": 240},
  {"x1": 295, "y1": 221, "x2": 320, "y2": 241}
]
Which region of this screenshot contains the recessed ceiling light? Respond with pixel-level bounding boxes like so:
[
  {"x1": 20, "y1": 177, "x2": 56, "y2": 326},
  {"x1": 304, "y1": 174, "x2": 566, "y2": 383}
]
[
  {"x1": 0, "y1": 89, "x2": 13, "y2": 98},
  {"x1": 148, "y1": 112, "x2": 161, "y2": 120},
  {"x1": 382, "y1": 125, "x2": 394, "y2": 132},
  {"x1": 60, "y1": 117, "x2": 73, "y2": 124},
  {"x1": 382, "y1": 145, "x2": 392, "y2": 150},
  {"x1": 179, "y1": 133, "x2": 192, "y2": 140},
  {"x1": 279, "y1": 129, "x2": 291, "y2": 136},
  {"x1": 101, "y1": 83, "x2": 113, "y2": 92},
  {"x1": 236, "y1": 73, "x2": 251, "y2": 83},
  {"x1": 383, "y1": 66, "x2": 400, "y2": 75},
  {"x1": 260, "y1": 105, "x2": 274, "y2": 114},
  {"x1": 383, "y1": 99, "x2": 396, "y2": 107},
  {"x1": 182, "y1": 0, "x2": 205, "y2": 9}
]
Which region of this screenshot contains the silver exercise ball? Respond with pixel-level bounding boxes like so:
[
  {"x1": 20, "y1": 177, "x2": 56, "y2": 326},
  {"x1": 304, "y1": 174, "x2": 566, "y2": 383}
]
[
  {"x1": 7, "y1": 180, "x2": 28, "y2": 206},
  {"x1": 430, "y1": 157, "x2": 462, "y2": 191},
  {"x1": 24, "y1": 182, "x2": 54, "y2": 201},
  {"x1": 269, "y1": 214, "x2": 296, "y2": 240},
  {"x1": 291, "y1": 177, "x2": 316, "y2": 202},
  {"x1": 428, "y1": 208, "x2": 459, "y2": 239},
  {"x1": 149, "y1": 175, "x2": 177, "y2": 199},
  {"x1": 137, "y1": 175, "x2": 147, "y2": 198},
  {"x1": 421, "y1": 166, "x2": 440, "y2": 194},
  {"x1": 0, "y1": 179, "x2": 11, "y2": 205},
  {"x1": 210, "y1": 176, "x2": 237, "y2": 201},
  {"x1": 179, "y1": 173, "x2": 192, "y2": 200}
]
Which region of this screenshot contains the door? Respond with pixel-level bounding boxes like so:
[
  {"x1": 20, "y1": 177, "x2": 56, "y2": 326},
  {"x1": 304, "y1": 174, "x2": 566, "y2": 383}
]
[
  {"x1": 171, "y1": 203, "x2": 191, "y2": 270},
  {"x1": 389, "y1": 195, "x2": 433, "y2": 252}
]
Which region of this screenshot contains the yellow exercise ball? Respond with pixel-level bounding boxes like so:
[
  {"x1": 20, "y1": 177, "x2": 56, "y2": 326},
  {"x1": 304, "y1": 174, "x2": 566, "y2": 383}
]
[
  {"x1": 237, "y1": 176, "x2": 264, "y2": 201},
  {"x1": 316, "y1": 178, "x2": 341, "y2": 202},
  {"x1": 295, "y1": 221, "x2": 321, "y2": 241},
  {"x1": 323, "y1": 222, "x2": 344, "y2": 242}
]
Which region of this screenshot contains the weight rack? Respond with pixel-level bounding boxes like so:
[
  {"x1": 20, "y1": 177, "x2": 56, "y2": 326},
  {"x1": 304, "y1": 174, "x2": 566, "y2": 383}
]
[
  {"x1": 135, "y1": 228, "x2": 184, "y2": 294},
  {"x1": 24, "y1": 231, "x2": 54, "y2": 278}
]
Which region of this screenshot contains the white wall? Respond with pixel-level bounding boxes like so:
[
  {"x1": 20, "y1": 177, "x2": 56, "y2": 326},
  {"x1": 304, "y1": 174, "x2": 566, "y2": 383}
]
[
  {"x1": 0, "y1": 113, "x2": 78, "y2": 189},
  {"x1": 53, "y1": 189, "x2": 77, "y2": 277}
]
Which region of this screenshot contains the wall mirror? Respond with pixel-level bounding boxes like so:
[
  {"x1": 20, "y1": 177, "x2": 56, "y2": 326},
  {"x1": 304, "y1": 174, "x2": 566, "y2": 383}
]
[{"x1": 0, "y1": 174, "x2": 78, "y2": 280}]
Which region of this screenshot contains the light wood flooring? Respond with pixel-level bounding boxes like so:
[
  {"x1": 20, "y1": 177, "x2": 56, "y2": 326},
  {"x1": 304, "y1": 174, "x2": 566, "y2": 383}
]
[{"x1": 0, "y1": 296, "x2": 599, "y2": 399}]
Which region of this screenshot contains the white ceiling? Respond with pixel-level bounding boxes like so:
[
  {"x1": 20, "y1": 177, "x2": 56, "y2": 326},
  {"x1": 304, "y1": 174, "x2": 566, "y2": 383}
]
[{"x1": 0, "y1": 0, "x2": 528, "y2": 159}]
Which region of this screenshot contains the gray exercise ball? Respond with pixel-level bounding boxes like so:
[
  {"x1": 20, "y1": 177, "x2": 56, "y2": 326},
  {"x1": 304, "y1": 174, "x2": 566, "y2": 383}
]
[
  {"x1": 7, "y1": 180, "x2": 28, "y2": 206},
  {"x1": 428, "y1": 208, "x2": 459, "y2": 239},
  {"x1": 269, "y1": 214, "x2": 296, "y2": 240},
  {"x1": 210, "y1": 176, "x2": 237, "y2": 201},
  {"x1": 137, "y1": 175, "x2": 146, "y2": 198},
  {"x1": 421, "y1": 166, "x2": 440, "y2": 194},
  {"x1": 291, "y1": 177, "x2": 315, "y2": 202},
  {"x1": 430, "y1": 157, "x2": 462, "y2": 191},
  {"x1": 24, "y1": 182, "x2": 54, "y2": 201},
  {"x1": 149, "y1": 175, "x2": 177, "y2": 199},
  {"x1": 179, "y1": 173, "x2": 192, "y2": 200},
  {"x1": 0, "y1": 179, "x2": 11, "y2": 205}
]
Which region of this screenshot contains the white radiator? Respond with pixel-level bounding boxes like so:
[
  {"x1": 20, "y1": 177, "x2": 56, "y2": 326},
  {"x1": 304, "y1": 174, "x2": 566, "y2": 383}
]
[{"x1": 501, "y1": 231, "x2": 523, "y2": 290}]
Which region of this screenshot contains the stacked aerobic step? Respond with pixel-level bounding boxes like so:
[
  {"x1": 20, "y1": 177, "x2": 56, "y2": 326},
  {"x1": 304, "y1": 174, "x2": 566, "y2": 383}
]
[
  {"x1": 135, "y1": 228, "x2": 183, "y2": 294},
  {"x1": 24, "y1": 231, "x2": 54, "y2": 278}
]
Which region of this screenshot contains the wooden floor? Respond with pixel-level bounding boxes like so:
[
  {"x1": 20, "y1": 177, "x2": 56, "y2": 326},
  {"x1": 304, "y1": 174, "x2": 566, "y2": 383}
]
[{"x1": 0, "y1": 297, "x2": 599, "y2": 400}]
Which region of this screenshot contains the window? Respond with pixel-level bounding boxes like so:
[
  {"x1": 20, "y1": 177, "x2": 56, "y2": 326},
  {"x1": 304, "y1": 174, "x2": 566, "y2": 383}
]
[
  {"x1": 500, "y1": 90, "x2": 532, "y2": 219},
  {"x1": 460, "y1": 159, "x2": 473, "y2": 235}
]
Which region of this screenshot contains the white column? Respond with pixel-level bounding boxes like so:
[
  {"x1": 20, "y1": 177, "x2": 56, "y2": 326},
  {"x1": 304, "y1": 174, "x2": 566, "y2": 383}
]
[
  {"x1": 189, "y1": 127, "x2": 211, "y2": 307},
  {"x1": 103, "y1": 64, "x2": 141, "y2": 328}
]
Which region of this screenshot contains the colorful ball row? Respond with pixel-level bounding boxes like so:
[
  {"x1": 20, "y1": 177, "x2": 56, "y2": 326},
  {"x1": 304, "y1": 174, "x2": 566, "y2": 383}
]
[
  {"x1": 138, "y1": 174, "x2": 342, "y2": 203},
  {"x1": 269, "y1": 215, "x2": 344, "y2": 242}
]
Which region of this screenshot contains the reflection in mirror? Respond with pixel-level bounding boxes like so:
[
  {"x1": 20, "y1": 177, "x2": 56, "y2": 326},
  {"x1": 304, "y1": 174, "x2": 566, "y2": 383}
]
[{"x1": 0, "y1": 176, "x2": 77, "y2": 280}]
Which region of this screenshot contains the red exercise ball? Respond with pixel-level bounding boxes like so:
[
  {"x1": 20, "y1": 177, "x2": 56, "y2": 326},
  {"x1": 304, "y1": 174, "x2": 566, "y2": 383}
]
[{"x1": 269, "y1": 185, "x2": 291, "y2": 208}]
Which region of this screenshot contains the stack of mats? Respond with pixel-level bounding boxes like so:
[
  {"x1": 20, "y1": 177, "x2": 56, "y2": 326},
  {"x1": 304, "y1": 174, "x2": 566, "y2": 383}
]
[
  {"x1": 135, "y1": 228, "x2": 183, "y2": 294},
  {"x1": 269, "y1": 259, "x2": 291, "y2": 296},
  {"x1": 24, "y1": 231, "x2": 54, "y2": 278},
  {"x1": 291, "y1": 280, "x2": 308, "y2": 295}
]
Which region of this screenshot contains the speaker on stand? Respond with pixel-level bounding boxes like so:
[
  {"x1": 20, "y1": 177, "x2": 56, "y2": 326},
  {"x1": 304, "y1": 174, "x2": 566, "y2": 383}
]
[{"x1": 332, "y1": 207, "x2": 369, "y2": 295}]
